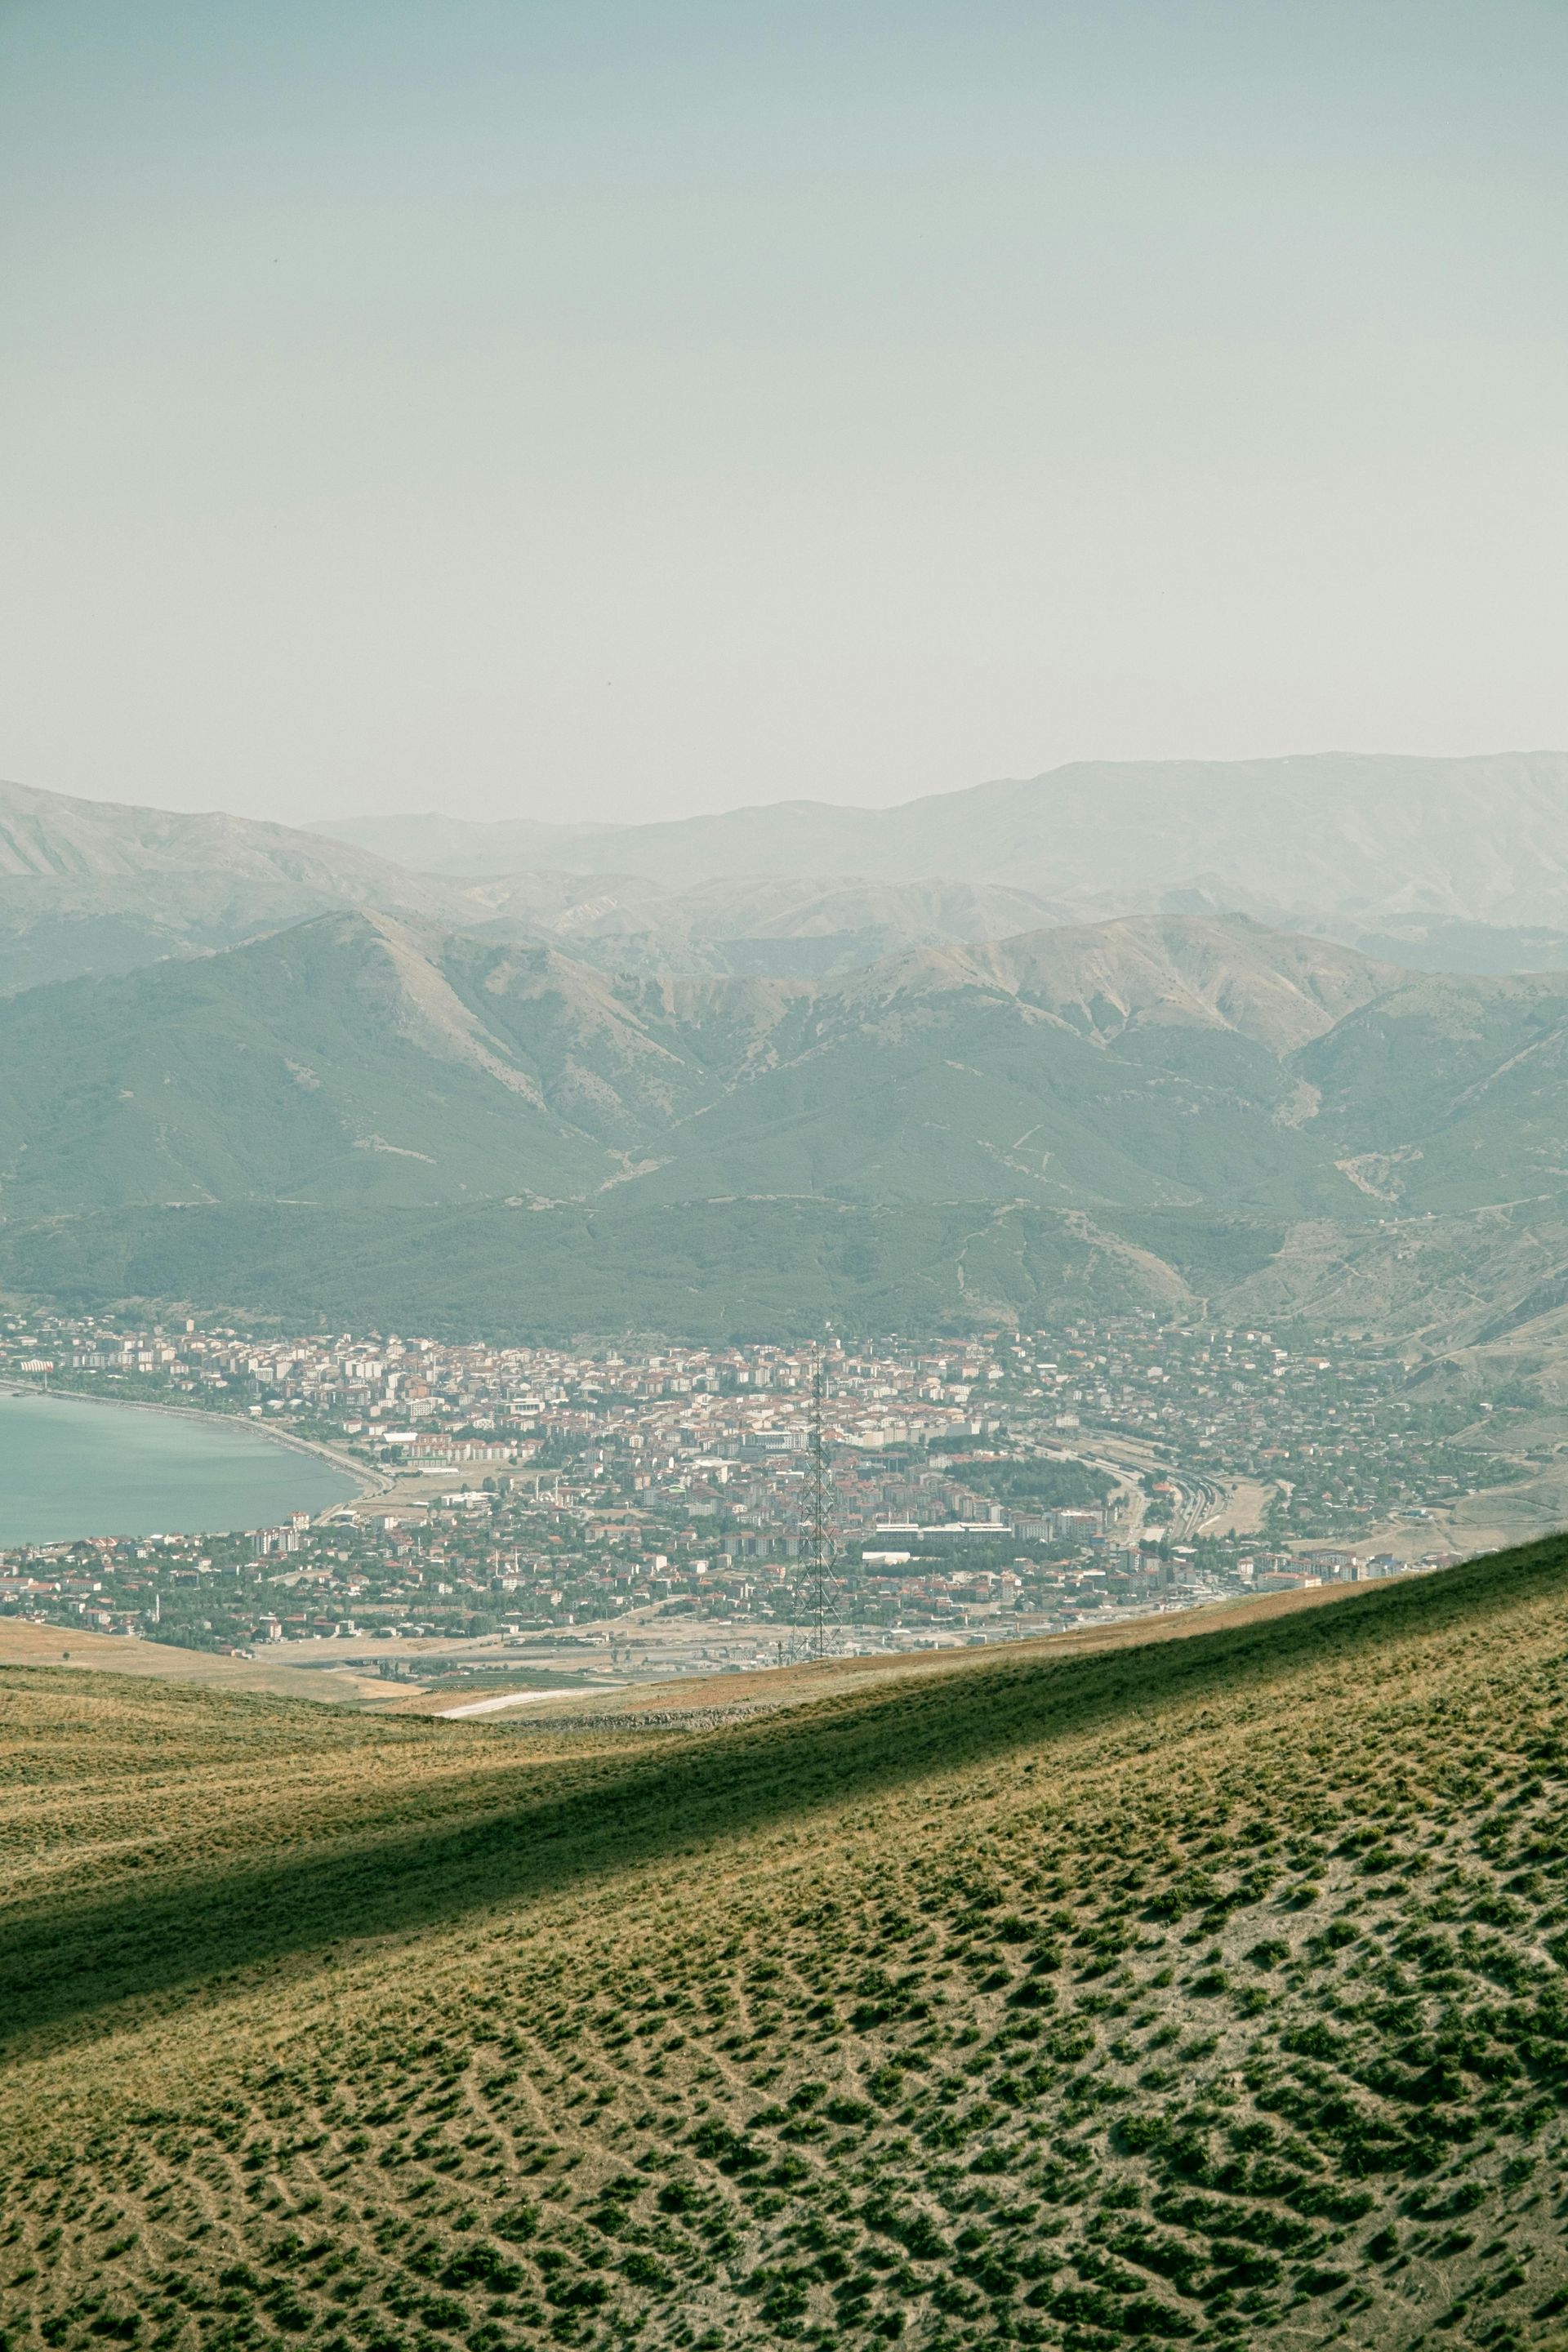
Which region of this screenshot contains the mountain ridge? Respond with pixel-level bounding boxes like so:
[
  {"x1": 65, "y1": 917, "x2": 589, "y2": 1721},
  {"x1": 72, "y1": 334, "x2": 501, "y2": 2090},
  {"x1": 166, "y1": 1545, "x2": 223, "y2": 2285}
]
[
  {"x1": 0, "y1": 773, "x2": 460, "y2": 901},
  {"x1": 7, "y1": 764, "x2": 1568, "y2": 999},
  {"x1": 2, "y1": 869, "x2": 1568, "y2": 1357},
  {"x1": 0, "y1": 774, "x2": 474, "y2": 994},
  {"x1": 0, "y1": 907, "x2": 1396, "y2": 1226},
  {"x1": 313, "y1": 750, "x2": 1568, "y2": 925}
]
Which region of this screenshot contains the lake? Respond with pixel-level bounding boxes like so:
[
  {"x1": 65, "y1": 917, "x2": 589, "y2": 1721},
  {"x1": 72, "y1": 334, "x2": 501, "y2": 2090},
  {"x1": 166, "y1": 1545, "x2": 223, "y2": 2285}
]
[{"x1": 0, "y1": 1389, "x2": 360, "y2": 1544}]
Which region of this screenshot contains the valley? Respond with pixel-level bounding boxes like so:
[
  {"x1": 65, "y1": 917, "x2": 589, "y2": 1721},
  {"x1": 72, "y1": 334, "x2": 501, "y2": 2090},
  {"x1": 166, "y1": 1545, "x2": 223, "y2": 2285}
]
[
  {"x1": 3, "y1": 768, "x2": 1568, "y2": 2352},
  {"x1": 11, "y1": 9, "x2": 1565, "y2": 2342}
]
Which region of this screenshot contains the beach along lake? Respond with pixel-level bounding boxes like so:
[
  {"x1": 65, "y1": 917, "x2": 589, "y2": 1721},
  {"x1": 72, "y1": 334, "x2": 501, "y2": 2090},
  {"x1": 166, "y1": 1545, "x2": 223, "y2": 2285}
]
[{"x1": 0, "y1": 1390, "x2": 359, "y2": 1543}]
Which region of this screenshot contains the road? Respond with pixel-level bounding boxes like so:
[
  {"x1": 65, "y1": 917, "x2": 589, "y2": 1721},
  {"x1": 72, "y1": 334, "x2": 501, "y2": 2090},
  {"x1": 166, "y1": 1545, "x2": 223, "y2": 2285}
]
[{"x1": 1026, "y1": 1423, "x2": 1266, "y2": 1544}]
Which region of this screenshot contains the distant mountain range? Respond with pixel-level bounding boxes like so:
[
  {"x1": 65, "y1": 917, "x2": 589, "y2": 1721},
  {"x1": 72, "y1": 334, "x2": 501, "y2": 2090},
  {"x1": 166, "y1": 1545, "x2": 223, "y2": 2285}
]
[
  {"x1": 4, "y1": 893, "x2": 1568, "y2": 1355},
  {"x1": 0, "y1": 908, "x2": 1392, "y2": 1221},
  {"x1": 0, "y1": 774, "x2": 472, "y2": 993},
  {"x1": 7, "y1": 757, "x2": 1568, "y2": 1350},
  {"x1": 9, "y1": 755, "x2": 1568, "y2": 999},
  {"x1": 464, "y1": 871, "x2": 1089, "y2": 979},
  {"x1": 311, "y1": 747, "x2": 1568, "y2": 981},
  {"x1": 14, "y1": 893, "x2": 1568, "y2": 1223},
  {"x1": 317, "y1": 748, "x2": 1568, "y2": 925}
]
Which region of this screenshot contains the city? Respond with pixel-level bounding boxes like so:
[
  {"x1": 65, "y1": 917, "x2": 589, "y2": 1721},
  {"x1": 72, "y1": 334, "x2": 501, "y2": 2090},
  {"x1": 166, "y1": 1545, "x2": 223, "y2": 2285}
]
[{"x1": 0, "y1": 1309, "x2": 1514, "y2": 1702}]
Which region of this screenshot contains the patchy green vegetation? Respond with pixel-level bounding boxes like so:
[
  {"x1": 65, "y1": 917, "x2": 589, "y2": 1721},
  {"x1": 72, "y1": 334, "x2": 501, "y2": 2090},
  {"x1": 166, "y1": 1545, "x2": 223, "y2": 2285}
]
[
  {"x1": 0, "y1": 1195, "x2": 1156, "y2": 1346},
  {"x1": 928, "y1": 1456, "x2": 1114, "y2": 1513},
  {"x1": 9, "y1": 1546, "x2": 1568, "y2": 2349}
]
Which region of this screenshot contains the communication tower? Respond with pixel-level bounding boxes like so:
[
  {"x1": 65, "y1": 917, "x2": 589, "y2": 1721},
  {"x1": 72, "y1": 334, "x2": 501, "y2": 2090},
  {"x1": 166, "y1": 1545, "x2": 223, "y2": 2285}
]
[{"x1": 796, "y1": 1337, "x2": 842, "y2": 1659}]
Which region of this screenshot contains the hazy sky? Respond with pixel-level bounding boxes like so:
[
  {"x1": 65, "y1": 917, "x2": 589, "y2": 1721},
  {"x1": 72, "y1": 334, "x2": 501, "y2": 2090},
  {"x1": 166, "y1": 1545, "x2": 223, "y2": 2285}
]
[{"x1": 2, "y1": 1, "x2": 1565, "y2": 827}]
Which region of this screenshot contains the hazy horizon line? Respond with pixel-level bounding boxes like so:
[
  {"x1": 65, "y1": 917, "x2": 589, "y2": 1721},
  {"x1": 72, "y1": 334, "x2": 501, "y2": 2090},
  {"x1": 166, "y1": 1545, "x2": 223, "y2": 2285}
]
[{"x1": 9, "y1": 743, "x2": 1568, "y2": 840}]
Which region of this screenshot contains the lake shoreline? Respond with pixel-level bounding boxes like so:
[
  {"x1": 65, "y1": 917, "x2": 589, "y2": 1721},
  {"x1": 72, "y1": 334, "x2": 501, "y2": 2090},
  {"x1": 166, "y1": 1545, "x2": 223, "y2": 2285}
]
[
  {"x1": 0, "y1": 1379, "x2": 376, "y2": 1526},
  {"x1": 0, "y1": 1375, "x2": 372, "y2": 1481}
]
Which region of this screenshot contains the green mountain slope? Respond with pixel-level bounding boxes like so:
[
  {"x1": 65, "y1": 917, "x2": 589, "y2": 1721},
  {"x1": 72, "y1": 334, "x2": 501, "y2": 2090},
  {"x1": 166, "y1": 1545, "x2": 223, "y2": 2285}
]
[
  {"x1": 0, "y1": 910, "x2": 1385, "y2": 1223},
  {"x1": 0, "y1": 912, "x2": 798, "y2": 1214},
  {"x1": 10, "y1": 1544, "x2": 1568, "y2": 2350},
  {"x1": 9, "y1": 904, "x2": 1568, "y2": 1347},
  {"x1": 1303, "y1": 975, "x2": 1568, "y2": 1211},
  {"x1": 0, "y1": 1198, "x2": 1169, "y2": 1343},
  {"x1": 628, "y1": 921, "x2": 1387, "y2": 1217}
]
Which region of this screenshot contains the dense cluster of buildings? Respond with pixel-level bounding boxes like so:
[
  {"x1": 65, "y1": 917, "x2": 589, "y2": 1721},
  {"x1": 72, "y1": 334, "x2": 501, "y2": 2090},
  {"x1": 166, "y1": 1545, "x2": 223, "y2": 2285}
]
[{"x1": 0, "y1": 1309, "x2": 1493, "y2": 1660}]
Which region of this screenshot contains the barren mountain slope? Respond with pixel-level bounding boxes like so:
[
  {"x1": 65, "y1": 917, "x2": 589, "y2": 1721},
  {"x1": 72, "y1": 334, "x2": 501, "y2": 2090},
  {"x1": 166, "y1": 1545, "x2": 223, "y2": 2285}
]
[
  {"x1": 0, "y1": 777, "x2": 473, "y2": 991},
  {"x1": 318, "y1": 751, "x2": 1568, "y2": 924},
  {"x1": 827, "y1": 916, "x2": 1396, "y2": 1054}
]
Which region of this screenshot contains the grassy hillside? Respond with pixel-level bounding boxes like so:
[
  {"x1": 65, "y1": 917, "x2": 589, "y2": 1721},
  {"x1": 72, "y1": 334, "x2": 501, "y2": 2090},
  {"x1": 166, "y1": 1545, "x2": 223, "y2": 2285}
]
[
  {"x1": 2, "y1": 1183, "x2": 1563, "y2": 1356},
  {"x1": 8, "y1": 1547, "x2": 1568, "y2": 2351},
  {"x1": 0, "y1": 1196, "x2": 1170, "y2": 1343}
]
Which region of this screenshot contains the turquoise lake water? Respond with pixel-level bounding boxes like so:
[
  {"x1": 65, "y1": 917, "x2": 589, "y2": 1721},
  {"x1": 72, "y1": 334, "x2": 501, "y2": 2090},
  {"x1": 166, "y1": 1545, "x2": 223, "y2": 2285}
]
[{"x1": 0, "y1": 1390, "x2": 359, "y2": 1544}]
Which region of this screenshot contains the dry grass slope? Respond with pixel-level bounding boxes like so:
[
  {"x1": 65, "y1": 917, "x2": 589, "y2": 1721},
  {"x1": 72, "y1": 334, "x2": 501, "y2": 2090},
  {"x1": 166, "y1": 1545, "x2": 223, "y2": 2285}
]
[{"x1": 8, "y1": 1546, "x2": 1568, "y2": 2351}]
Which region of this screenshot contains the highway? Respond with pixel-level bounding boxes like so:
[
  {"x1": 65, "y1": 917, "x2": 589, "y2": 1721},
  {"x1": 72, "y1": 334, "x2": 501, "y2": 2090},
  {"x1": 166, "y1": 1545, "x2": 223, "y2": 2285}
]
[{"x1": 1026, "y1": 1423, "x2": 1250, "y2": 1544}]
